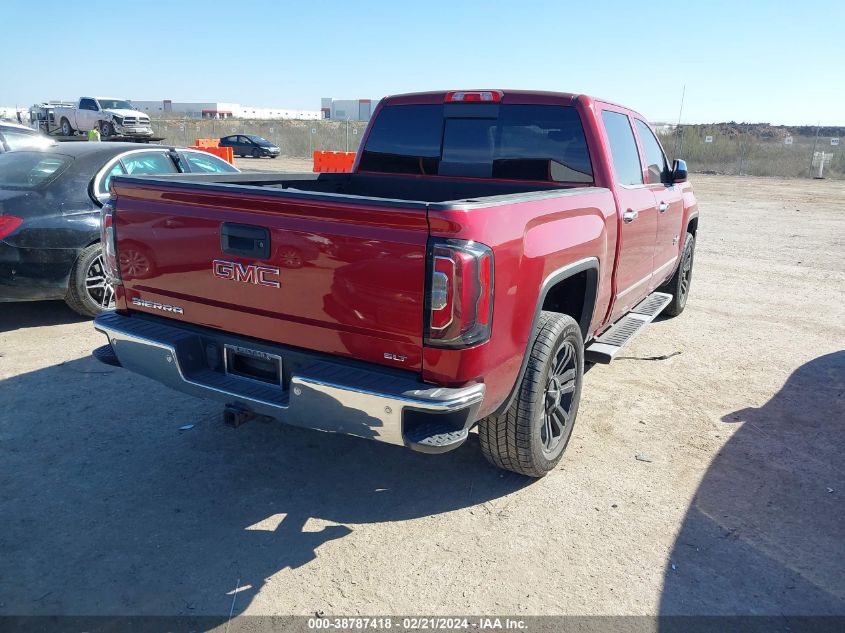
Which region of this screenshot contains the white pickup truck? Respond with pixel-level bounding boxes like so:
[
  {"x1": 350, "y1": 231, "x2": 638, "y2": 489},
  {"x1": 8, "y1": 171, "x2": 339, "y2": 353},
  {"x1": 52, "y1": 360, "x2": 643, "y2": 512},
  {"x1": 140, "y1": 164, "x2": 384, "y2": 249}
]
[{"x1": 54, "y1": 97, "x2": 154, "y2": 138}]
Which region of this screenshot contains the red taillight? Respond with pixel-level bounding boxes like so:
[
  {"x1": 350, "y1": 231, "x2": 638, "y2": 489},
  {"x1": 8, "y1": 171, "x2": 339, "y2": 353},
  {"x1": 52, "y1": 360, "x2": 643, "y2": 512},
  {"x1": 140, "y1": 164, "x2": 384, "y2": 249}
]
[
  {"x1": 426, "y1": 239, "x2": 494, "y2": 348},
  {"x1": 444, "y1": 90, "x2": 503, "y2": 103},
  {"x1": 99, "y1": 201, "x2": 122, "y2": 284},
  {"x1": 0, "y1": 216, "x2": 23, "y2": 240}
]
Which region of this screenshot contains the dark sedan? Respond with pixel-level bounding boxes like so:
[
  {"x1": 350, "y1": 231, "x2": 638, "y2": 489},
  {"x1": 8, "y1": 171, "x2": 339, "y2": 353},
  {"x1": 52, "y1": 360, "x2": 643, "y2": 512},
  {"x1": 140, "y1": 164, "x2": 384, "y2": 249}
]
[
  {"x1": 219, "y1": 134, "x2": 280, "y2": 158},
  {"x1": 0, "y1": 143, "x2": 238, "y2": 316}
]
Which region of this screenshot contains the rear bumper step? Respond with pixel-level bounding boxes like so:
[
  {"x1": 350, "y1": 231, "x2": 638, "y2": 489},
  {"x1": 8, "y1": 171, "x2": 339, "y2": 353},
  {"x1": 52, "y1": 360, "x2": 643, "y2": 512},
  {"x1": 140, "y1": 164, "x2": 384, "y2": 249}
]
[
  {"x1": 93, "y1": 311, "x2": 483, "y2": 453},
  {"x1": 585, "y1": 292, "x2": 673, "y2": 364}
]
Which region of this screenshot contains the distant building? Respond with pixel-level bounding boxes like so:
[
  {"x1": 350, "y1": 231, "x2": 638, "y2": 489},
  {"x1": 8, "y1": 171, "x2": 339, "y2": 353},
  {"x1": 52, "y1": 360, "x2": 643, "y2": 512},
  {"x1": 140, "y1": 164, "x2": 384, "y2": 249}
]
[
  {"x1": 320, "y1": 98, "x2": 377, "y2": 121},
  {"x1": 132, "y1": 100, "x2": 321, "y2": 120}
]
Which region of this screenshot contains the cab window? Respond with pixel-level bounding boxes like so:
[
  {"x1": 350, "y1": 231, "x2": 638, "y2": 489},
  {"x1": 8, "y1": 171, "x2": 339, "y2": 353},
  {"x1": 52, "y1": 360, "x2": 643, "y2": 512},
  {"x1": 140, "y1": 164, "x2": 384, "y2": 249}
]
[
  {"x1": 601, "y1": 111, "x2": 643, "y2": 186},
  {"x1": 635, "y1": 119, "x2": 669, "y2": 184}
]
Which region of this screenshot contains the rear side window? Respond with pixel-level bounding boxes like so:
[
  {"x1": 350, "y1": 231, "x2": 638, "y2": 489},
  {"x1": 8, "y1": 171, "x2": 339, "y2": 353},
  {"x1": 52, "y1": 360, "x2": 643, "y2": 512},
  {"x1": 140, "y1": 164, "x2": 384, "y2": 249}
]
[
  {"x1": 182, "y1": 151, "x2": 239, "y2": 173},
  {"x1": 98, "y1": 162, "x2": 126, "y2": 196},
  {"x1": 601, "y1": 111, "x2": 643, "y2": 186},
  {"x1": 120, "y1": 151, "x2": 178, "y2": 175},
  {"x1": 0, "y1": 152, "x2": 72, "y2": 189},
  {"x1": 359, "y1": 104, "x2": 592, "y2": 182}
]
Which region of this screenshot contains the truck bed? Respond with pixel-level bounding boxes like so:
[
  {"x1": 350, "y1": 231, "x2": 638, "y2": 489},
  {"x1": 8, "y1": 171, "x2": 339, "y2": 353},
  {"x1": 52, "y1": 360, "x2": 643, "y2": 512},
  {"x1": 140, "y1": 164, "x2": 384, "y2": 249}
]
[
  {"x1": 129, "y1": 171, "x2": 591, "y2": 207},
  {"x1": 110, "y1": 171, "x2": 608, "y2": 374}
]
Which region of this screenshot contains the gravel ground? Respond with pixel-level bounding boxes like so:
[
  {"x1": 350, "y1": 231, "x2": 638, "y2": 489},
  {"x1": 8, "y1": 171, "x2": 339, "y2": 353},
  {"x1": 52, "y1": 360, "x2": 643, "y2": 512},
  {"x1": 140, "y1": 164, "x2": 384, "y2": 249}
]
[{"x1": 0, "y1": 174, "x2": 843, "y2": 622}]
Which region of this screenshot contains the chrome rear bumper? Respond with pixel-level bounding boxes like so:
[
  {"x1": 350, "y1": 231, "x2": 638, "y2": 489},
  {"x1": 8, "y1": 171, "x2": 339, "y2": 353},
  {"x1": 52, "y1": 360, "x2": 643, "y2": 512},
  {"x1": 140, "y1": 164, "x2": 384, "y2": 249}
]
[{"x1": 94, "y1": 312, "x2": 484, "y2": 452}]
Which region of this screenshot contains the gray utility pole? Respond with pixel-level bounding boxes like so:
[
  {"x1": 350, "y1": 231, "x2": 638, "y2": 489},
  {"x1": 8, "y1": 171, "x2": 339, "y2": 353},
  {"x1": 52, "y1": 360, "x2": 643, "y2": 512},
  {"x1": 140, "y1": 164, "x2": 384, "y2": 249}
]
[
  {"x1": 808, "y1": 122, "x2": 820, "y2": 177},
  {"x1": 345, "y1": 118, "x2": 350, "y2": 152}
]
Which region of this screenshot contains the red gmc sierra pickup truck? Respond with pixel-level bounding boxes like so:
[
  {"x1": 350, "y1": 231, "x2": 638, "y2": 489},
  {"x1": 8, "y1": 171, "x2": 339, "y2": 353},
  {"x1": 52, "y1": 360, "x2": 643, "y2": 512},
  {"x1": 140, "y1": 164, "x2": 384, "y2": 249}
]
[{"x1": 93, "y1": 90, "x2": 698, "y2": 477}]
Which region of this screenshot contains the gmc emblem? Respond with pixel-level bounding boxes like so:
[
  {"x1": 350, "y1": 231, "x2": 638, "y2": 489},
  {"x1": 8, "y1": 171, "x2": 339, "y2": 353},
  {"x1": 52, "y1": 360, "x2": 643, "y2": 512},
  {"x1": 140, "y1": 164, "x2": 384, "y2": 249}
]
[{"x1": 213, "y1": 259, "x2": 281, "y2": 288}]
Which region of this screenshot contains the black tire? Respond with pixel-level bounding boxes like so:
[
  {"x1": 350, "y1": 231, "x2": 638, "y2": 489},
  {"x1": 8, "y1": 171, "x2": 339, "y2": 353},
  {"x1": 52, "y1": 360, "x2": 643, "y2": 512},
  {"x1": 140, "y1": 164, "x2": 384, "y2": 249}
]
[
  {"x1": 660, "y1": 232, "x2": 695, "y2": 317},
  {"x1": 100, "y1": 121, "x2": 115, "y2": 138},
  {"x1": 270, "y1": 155, "x2": 278, "y2": 159},
  {"x1": 251, "y1": 148, "x2": 261, "y2": 158},
  {"x1": 64, "y1": 244, "x2": 115, "y2": 317},
  {"x1": 60, "y1": 117, "x2": 73, "y2": 136},
  {"x1": 478, "y1": 312, "x2": 584, "y2": 478}
]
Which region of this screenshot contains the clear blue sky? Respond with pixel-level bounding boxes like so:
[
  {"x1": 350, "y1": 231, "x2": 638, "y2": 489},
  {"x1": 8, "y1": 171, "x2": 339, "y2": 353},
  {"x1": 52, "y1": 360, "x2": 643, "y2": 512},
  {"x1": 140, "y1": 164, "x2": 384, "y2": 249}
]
[{"x1": 3, "y1": 0, "x2": 843, "y2": 125}]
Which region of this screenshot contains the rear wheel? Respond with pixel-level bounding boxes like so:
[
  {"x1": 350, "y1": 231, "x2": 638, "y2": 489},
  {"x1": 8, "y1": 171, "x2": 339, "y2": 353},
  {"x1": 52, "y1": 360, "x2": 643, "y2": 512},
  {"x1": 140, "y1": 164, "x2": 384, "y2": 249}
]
[
  {"x1": 478, "y1": 312, "x2": 584, "y2": 478},
  {"x1": 660, "y1": 232, "x2": 695, "y2": 317},
  {"x1": 60, "y1": 118, "x2": 73, "y2": 136},
  {"x1": 65, "y1": 244, "x2": 115, "y2": 317}
]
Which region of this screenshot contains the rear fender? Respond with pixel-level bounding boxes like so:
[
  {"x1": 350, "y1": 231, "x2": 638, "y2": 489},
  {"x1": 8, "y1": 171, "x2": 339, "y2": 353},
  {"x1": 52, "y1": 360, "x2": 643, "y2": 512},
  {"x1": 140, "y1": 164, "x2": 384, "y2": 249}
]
[{"x1": 491, "y1": 257, "x2": 599, "y2": 417}]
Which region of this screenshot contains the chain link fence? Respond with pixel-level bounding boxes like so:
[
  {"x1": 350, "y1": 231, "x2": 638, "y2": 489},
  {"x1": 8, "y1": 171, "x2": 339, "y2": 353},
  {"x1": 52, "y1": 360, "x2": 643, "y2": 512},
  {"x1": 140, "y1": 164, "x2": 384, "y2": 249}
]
[
  {"x1": 149, "y1": 118, "x2": 367, "y2": 157},
  {"x1": 659, "y1": 125, "x2": 844, "y2": 179},
  {"x1": 148, "y1": 117, "x2": 844, "y2": 179}
]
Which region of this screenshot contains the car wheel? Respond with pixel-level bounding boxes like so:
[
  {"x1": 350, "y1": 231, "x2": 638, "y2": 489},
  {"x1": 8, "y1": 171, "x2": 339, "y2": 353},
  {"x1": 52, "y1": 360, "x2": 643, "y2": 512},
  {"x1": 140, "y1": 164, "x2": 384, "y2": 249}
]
[
  {"x1": 659, "y1": 232, "x2": 695, "y2": 317},
  {"x1": 60, "y1": 118, "x2": 73, "y2": 136},
  {"x1": 65, "y1": 244, "x2": 115, "y2": 317},
  {"x1": 270, "y1": 155, "x2": 278, "y2": 159},
  {"x1": 251, "y1": 148, "x2": 261, "y2": 158},
  {"x1": 478, "y1": 312, "x2": 584, "y2": 478},
  {"x1": 100, "y1": 121, "x2": 115, "y2": 138}
]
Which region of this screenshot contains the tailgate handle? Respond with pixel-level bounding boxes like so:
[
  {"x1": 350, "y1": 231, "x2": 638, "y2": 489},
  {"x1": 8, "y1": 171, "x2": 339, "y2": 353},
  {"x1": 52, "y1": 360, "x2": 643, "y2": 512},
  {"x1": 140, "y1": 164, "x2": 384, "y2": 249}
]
[{"x1": 221, "y1": 223, "x2": 270, "y2": 259}]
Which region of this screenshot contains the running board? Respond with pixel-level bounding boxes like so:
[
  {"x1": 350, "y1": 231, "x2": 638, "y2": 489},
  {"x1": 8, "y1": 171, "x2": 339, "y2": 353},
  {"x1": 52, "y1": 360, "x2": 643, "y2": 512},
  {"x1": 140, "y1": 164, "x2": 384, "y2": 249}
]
[{"x1": 585, "y1": 292, "x2": 672, "y2": 364}]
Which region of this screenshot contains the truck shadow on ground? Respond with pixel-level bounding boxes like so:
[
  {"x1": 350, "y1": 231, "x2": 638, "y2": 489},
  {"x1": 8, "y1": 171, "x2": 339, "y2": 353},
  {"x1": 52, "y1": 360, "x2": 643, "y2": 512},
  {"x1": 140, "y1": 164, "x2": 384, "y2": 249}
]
[
  {"x1": 0, "y1": 354, "x2": 526, "y2": 619},
  {"x1": 659, "y1": 351, "x2": 845, "y2": 621},
  {"x1": 0, "y1": 301, "x2": 88, "y2": 334}
]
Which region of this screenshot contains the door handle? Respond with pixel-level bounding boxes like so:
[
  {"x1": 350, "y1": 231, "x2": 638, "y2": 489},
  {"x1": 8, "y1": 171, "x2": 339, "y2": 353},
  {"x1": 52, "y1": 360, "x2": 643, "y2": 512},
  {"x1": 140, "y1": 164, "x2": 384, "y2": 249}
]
[
  {"x1": 221, "y1": 222, "x2": 271, "y2": 259},
  {"x1": 658, "y1": 201, "x2": 669, "y2": 213},
  {"x1": 623, "y1": 209, "x2": 639, "y2": 224}
]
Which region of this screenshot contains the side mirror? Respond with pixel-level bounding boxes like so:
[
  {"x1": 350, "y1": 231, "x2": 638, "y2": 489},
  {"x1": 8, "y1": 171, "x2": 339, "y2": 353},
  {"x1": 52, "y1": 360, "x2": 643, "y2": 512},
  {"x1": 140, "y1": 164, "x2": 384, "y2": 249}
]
[{"x1": 672, "y1": 159, "x2": 688, "y2": 184}]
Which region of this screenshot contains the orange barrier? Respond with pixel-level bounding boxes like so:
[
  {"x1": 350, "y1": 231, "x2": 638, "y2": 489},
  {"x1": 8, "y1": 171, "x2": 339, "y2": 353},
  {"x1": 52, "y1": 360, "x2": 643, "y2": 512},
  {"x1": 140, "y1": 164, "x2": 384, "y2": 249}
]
[
  {"x1": 194, "y1": 138, "x2": 220, "y2": 148},
  {"x1": 188, "y1": 145, "x2": 234, "y2": 164},
  {"x1": 313, "y1": 151, "x2": 356, "y2": 173}
]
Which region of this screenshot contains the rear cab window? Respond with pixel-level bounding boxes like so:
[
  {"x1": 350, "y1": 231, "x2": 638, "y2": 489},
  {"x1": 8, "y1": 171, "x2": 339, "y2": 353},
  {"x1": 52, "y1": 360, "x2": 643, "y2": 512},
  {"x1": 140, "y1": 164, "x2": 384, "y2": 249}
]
[{"x1": 358, "y1": 102, "x2": 593, "y2": 183}]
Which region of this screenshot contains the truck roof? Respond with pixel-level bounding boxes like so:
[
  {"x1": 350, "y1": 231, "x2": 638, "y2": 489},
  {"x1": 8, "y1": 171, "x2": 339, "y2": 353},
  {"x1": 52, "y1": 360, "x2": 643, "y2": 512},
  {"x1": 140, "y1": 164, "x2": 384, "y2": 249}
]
[
  {"x1": 382, "y1": 90, "x2": 580, "y2": 106},
  {"x1": 379, "y1": 90, "x2": 647, "y2": 121}
]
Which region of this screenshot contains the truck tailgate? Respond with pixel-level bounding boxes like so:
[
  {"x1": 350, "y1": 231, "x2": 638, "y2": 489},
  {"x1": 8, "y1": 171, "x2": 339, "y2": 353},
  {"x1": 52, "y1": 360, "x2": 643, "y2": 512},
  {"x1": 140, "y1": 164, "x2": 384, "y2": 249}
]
[{"x1": 112, "y1": 181, "x2": 429, "y2": 371}]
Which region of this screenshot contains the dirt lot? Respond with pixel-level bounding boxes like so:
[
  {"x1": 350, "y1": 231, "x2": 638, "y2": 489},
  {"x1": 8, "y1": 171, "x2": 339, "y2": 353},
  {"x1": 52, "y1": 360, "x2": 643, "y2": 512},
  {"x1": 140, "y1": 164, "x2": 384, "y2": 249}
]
[{"x1": 0, "y1": 174, "x2": 843, "y2": 622}]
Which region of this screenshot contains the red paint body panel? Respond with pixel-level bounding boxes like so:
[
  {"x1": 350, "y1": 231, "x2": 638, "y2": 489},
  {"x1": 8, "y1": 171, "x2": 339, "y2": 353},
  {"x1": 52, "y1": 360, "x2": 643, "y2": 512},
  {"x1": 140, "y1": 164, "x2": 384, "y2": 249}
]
[
  {"x1": 111, "y1": 89, "x2": 699, "y2": 418},
  {"x1": 113, "y1": 182, "x2": 429, "y2": 371}
]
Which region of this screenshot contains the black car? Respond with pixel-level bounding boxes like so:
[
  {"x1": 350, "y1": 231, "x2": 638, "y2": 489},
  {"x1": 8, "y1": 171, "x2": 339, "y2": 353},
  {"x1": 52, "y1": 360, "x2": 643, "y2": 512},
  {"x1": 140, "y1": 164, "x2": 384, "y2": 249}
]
[
  {"x1": 219, "y1": 134, "x2": 280, "y2": 158},
  {"x1": 0, "y1": 122, "x2": 56, "y2": 153},
  {"x1": 0, "y1": 143, "x2": 238, "y2": 316}
]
